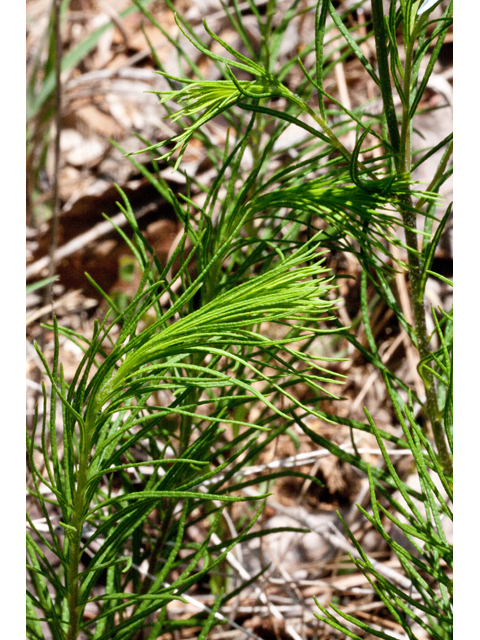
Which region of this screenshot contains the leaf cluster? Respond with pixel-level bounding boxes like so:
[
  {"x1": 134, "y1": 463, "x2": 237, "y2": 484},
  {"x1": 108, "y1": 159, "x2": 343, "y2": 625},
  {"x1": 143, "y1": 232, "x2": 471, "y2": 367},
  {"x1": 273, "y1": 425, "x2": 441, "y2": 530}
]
[{"x1": 27, "y1": 0, "x2": 453, "y2": 638}]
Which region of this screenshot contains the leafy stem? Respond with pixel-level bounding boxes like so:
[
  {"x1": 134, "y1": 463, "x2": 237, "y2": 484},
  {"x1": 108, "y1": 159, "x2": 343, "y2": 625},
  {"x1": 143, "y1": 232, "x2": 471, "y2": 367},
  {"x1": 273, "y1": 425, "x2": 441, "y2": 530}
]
[
  {"x1": 371, "y1": 0, "x2": 451, "y2": 475},
  {"x1": 66, "y1": 419, "x2": 93, "y2": 640}
]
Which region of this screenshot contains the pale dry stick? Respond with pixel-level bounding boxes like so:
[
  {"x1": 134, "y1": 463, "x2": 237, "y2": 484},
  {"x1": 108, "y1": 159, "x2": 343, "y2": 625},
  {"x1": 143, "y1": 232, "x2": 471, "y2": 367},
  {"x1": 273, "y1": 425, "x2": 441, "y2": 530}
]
[
  {"x1": 63, "y1": 2, "x2": 269, "y2": 94},
  {"x1": 58, "y1": 447, "x2": 414, "y2": 502},
  {"x1": 30, "y1": 514, "x2": 370, "y2": 600},
  {"x1": 269, "y1": 573, "x2": 374, "y2": 594},
  {"x1": 193, "y1": 445, "x2": 413, "y2": 491},
  {"x1": 297, "y1": 456, "x2": 323, "y2": 503},
  {"x1": 263, "y1": 547, "x2": 314, "y2": 637},
  {"x1": 341, "y1": 601, "x2": 413, "y2": 635},
  {"x1": 77, "y1": 530, "x2": 266, "y2": 640},
  {"x1": 334, "y1": 599, "x2": 391, "y2": 616},
  {"x1": 241, "y1": 489, "x2": 419, "y2": 596},
  {"x1": 26, "y1": 378, "x2": 43, "y2": 393},
  {"x1": 95, "y1": 0, "x2": 130, "y2": 51},
  {"x1": 349, "y1": 367, "x2": 380, "y2": 416},
  {"x1": 204, "y1": 499, "x2": 304, "y2": 640},
  {"x1": 350, "y1": 329, "x2": 417, "y2": 415},
  {"x1": 26, "y1": 289, "x2": 96, "y2": 326},
  {"x1": 381, "y1": 328, "x2": 411, "y2": 364},
  {"x1": 187, "y1": 0, "x2": 269, "y2": 24},
  {"x1": 65, "y1": 66, "x2": 175, "y2": 91},
  {"x1": 193, "y1": 445, "x2": 302, "y2": 638},
  {"x1": 390, "y1": 241, "x2": 424, "y2": 398},
  {"x1": 218, "y1": 508, "x2": 246, "y2": 629},
  {"x1": 209, "y1": 631, "x2": 251, "y2": 640},
  {"x1": 331, "y1": 49, "x2": 357, "y2": 153},
  {"x1": 357, "y1": 7, "x2": 378, "y2": 105},
  {"x1": 152, "y1": 599, "x2": 310, "y2": 618},
  {"x1": 26, "y1": 202, "x2": 159, "y2": 280},
  {"x1": 193, "y1": 602, "x2": 313, "y2": 619},
  {"x1": 221, "y1": 552, "x2": 304, "y2": 640}
]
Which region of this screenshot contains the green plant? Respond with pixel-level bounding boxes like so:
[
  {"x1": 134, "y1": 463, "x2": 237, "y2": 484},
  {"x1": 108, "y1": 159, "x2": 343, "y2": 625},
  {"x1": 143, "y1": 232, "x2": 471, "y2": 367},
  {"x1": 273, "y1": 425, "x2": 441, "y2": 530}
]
[
  {"x1": 315, "y1": 381, "x2": 453, "y2": 639},
  {"x1": 27, "y1": 0, "x2": 452, "y2": 638},
  {"x1": 28, "y1": 222, "x2": 347, "y2": 639}
]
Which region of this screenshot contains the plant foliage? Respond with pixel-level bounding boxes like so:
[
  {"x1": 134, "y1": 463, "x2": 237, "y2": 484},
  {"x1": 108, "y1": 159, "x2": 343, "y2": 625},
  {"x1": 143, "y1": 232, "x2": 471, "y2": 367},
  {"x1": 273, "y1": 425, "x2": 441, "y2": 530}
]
[{"x1": 27, "y1": 0, "x2": 452, "y2": 638}]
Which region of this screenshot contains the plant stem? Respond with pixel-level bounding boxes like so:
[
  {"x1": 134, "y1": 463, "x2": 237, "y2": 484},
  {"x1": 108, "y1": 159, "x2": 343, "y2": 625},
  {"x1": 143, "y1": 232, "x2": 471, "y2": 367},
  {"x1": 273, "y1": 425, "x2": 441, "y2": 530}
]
[
  {"x1": 370, "y1": 0, "x2": 401, "y2": 157},
  {"x1": 288, "y1": 93, "x2": 353, "y2": 164},
  {"x1": 45, "y1": 0, "x2": 62, "y2": 315},
  {"x1": 368, "y1": 0, "x2": 451, "y2": 476},
  {"x1": 66, "y1": 432, "x2": 91, "y2": 639},
  {"x1": 396, "y1": 37, "x2": 452, "y2": 477},
  {"x1": 401, "y1": 201, "x2": 452, "y2": 476}
]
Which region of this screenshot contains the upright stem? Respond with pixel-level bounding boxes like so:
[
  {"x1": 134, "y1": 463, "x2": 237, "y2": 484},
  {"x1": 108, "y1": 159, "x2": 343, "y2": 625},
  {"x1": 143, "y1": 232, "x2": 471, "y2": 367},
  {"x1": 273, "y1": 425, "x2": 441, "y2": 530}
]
[
  {"x1": 66, "y1": 429, "x2": 92, "y2": 639},
  {"x1": 397, "y1": 42, "x2": 452, "y2": 477},
  {"x1": 370, "y1": 0, "x2": 401, "y2": 157},
  {"x1": 45, "y1": 0, "x2": 62, "y2": 313},
  {"x1": 371, "y1": 0, "x2": 451, "y2": 476},
  {"x1": 401, "y1": 200, "x2": 452, "y2": 476}
]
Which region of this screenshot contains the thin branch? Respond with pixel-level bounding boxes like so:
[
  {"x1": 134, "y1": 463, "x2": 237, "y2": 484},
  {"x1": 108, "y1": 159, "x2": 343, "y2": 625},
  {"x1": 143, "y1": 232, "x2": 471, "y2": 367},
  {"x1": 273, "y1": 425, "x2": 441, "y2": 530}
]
[{"x1": 44, "y1": 0, "x2": 63, "y2": 315}]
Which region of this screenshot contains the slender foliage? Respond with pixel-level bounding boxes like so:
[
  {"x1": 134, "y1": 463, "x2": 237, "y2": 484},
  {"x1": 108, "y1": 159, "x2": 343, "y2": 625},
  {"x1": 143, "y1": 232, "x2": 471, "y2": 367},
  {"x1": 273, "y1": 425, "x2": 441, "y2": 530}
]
[{"x1": 28, "y1": 1, "x2": 452, "y2": 638}]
